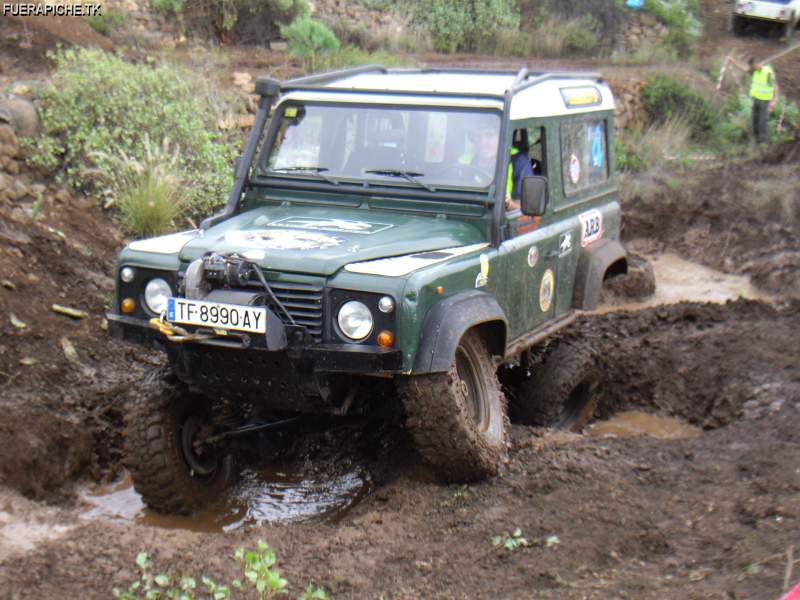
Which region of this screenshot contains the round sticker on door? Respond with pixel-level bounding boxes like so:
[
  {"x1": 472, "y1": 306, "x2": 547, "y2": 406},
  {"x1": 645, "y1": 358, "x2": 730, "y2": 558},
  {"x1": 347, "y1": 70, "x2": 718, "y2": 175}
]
[
  {"x1": 569, "y1": 153, "x2": 581, "y2": 185},
  {"x1": 527, "y1": 245, "x2": 539, "y2": 268},
  {"x1": 539, "y1": 269, "x2": 555, "y2": 312}
]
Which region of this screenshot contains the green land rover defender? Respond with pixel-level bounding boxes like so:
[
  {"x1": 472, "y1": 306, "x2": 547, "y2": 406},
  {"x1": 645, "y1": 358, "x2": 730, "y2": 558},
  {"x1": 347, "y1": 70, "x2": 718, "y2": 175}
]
[{"x1": 108, "y1": 66, "x2": 627, "y2": 514}]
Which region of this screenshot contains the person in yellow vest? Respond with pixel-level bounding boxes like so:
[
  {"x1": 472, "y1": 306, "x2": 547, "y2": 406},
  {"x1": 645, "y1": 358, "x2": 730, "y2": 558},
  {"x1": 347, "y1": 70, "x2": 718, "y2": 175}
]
[{"x1": 726, "y1": 55, "x2": 780, "y2": 143}]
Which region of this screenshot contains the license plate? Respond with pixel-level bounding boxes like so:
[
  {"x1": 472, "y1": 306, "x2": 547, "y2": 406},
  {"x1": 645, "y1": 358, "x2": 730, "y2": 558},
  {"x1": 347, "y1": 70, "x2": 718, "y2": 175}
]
[{"x1": 167, "y1": 298, "x2": 267, "y2": 334}]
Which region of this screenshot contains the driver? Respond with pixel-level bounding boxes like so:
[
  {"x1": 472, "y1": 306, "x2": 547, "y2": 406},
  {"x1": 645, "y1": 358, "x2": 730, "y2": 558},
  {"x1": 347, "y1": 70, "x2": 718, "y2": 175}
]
[{"x1": 458, "y1": 119, "x2": 533, "y2": 211}]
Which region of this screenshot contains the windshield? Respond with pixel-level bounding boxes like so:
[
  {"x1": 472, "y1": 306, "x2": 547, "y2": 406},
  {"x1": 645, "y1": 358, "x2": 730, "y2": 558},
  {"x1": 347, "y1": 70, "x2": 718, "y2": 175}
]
[{"x1": 256, "y1": 104, "x2": 502, "y2": 191}]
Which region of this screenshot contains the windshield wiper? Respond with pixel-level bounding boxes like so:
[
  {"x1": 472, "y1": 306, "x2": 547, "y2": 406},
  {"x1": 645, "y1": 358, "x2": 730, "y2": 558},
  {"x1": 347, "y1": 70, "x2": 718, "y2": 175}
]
[
  {"x1": 271, "y1": 166, "x2": 339, "y2": 185},
  {"x1": 364, "y1": 169, "x2": 436, "y2": 193}
]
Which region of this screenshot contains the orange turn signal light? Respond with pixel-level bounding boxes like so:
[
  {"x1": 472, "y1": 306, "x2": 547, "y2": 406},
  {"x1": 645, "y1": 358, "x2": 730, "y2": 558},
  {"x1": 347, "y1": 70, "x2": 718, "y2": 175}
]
[
  {"x1": 121, "y1": 298, "x2": 136, "y2": 314},
  {"x1": 435, "y1": 286, "x2": 444, "y2": 295},
  {"x1": 377, "y1": 330, "x2": 394, "y2": 347}
]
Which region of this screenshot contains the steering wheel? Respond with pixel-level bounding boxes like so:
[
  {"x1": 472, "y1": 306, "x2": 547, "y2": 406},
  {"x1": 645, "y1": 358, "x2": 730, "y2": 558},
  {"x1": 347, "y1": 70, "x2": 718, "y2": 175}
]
[{"x1": 436, "y1": 164, "x2": 493, "y2": 186}]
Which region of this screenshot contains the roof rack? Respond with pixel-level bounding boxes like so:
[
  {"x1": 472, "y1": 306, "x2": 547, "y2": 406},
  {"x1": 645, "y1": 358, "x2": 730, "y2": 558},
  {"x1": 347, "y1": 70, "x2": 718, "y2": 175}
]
[{"x1": 281, "y1": 65, "x2": 603, "y2": 99}]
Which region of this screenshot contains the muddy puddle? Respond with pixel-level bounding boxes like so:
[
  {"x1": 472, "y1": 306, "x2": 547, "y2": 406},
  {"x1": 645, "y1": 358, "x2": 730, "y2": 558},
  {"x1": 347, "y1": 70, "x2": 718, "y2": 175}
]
[
  {"x1": 587, "y1": 411, "x2": 703, "y2": 440},
  {"x1": 81, "y1": 468, "x2": 370, "y2": 532},
  {"x1": 600, "y1": 253, "x2": 768, "y2": 312}
]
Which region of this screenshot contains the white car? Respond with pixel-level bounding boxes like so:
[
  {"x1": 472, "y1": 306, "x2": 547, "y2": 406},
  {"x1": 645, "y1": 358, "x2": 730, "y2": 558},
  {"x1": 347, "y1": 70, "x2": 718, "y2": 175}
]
[{"x1": 732, "y1": 0, "x2": 800, "y2": 38}]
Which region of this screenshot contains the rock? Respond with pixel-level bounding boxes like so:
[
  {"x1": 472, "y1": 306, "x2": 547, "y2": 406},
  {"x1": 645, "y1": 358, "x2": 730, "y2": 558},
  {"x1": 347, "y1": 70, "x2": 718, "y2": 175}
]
[{"x1": 1, "y1": 98, "x2": 39, "y2": 138}]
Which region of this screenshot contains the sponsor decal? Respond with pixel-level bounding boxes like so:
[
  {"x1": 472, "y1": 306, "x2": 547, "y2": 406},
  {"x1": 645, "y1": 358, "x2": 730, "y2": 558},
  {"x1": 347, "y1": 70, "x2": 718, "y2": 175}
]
[
  {"x1": 224, "y1": 229, "x2": 344, "y2": 250},
  {"x1": 559, "y1": 231, "x2": 573, "y2": 257},
  {"x1": 475, "y1": 253, "x2": 490, "y2": 288},
  {"x1": 579, "y1": 209, "x2": 603, "y2": 247},
  {"x1": 527, "y1": 245, "x2": 539, "y2": 268},
  {"x1": 569, "y1": 153, "x2": 581, "y2": 185},
  {"x1": 268, "y1": 217, "x2": 392, "y2": 235},
  {"x1": 539, "y1": 269, "x2": 555, "y2": 312}
]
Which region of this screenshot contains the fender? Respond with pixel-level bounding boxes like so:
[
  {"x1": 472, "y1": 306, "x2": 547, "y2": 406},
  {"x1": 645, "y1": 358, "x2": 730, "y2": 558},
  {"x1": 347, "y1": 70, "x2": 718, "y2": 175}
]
[
  {"x1": 572, "y1": 239, "x2": 627, "y2": 311},
  {"x1": 413, "y1": 290, "x2": 507, "y2": 374}
]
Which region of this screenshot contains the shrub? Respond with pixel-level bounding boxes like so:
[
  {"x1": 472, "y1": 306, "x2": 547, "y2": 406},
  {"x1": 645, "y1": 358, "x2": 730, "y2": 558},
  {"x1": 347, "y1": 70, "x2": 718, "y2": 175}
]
[
  {"x1": 281, "y1": 17, "x2": 340, "y2": 71},
  {"x1": 26, "y1": 48, "x2": 236, "y2": 218},
  {"x1": 85, "y1": 9, "x2": 127, "y2": 35},
  {"x1": 641, "y1": 0, "x2": 701, "y2": 58},
  {"x1": 95, "y1": 136, "x2": 187, "y2": 237},
  {"x1": 316, "y1": 46, "x2": 412, "y2": 71},
  {"x1": 641, "y1": 74, "x2": 717, "y2": 140},
  {"x1": 404, "y1": 0, "x2": 520, "y2": 53},
  {"x1": 185, "y1": 0, "x2": 309, "y2": 41},
  {"x1": 716, "y1": 91, "x2": 800, "y2": 148},
  {"x1": 151, "y1": 0, "x2": 184, "y2": 15},
  {"x1": 519, "y1": 15, "x2": 600, "y2": 57},
  {"x1": 616, "y1": 117, "x2": 692, "y2": 172}
]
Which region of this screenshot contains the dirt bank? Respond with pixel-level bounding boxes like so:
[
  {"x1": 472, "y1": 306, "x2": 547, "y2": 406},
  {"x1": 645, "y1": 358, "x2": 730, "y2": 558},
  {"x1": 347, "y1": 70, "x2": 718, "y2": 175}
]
[{"x1": 621, "y1": 140, "x2": 800, "y2": 298}]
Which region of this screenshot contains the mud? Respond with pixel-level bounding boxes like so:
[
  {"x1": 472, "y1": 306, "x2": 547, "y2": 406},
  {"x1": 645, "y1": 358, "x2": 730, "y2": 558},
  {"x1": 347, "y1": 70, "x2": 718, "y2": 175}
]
[{"x1": 586, "y1": 411, "x2": 703, "y2": 440}]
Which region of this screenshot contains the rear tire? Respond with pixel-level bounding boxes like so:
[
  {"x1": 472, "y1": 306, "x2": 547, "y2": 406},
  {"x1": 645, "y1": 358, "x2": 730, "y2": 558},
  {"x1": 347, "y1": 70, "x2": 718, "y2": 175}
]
[
  {"x1": 515, "y1": 341, "x2": 600, "y2": 432},
  {"x1": 124, "y1": 369, "x2": 234, "y2": 514},
  {"x1": 398, "y1": 330, "x2": 507, "y2": 482}
]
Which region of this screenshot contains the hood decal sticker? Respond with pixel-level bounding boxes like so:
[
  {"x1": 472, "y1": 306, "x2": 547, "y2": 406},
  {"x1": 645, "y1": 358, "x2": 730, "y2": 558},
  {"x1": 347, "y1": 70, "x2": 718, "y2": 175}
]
[
  {"x1": 224, "y1": 229, "x2": 345, "y2": 250},
  {"x1": 128, "y1": 230, "x2": 199, "y2": 254},
  {"x1": 345, "y1": 243, "x2": 489, "y2": 277},
  {"x1": 268, "y1": 217, "x2": 393, "y2": 235}
]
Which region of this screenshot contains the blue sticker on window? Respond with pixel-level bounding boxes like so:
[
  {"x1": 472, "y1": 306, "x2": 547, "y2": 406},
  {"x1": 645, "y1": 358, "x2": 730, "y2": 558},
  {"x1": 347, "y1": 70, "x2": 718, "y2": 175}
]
[{"x1": 591, "y1": 124, "x2": 604, "y2": 168}]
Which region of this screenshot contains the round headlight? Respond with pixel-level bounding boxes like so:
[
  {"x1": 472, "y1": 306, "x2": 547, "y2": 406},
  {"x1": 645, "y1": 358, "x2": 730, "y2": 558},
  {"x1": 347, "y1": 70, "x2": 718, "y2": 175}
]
[
  {"x1": 144, "y1": 278, "x2": 171, "y2": 315},
  {"x1": 120, "y1": 266, "x2": 135, "y2": 283},
  {"x1": 337, "y1": 300, "x2": 373, "y2": 341},
  {"x1": 378, "y1": 296, "x2": 395, "y2": 314}
]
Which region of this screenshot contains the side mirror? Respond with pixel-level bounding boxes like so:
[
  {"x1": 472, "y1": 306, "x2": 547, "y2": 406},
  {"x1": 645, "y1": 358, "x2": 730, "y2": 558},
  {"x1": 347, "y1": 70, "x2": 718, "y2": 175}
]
[{"x1": 520, "y1": 176, "x2": 548, "y2": 216}]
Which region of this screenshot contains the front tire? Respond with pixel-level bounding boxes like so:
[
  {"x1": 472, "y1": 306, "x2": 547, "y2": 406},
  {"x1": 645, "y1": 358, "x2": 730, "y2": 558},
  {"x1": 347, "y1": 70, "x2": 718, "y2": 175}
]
[
  {"x1": 515, "y1": 341, "x2": 600, "y2": 432},
  {"x1": 398, "y1": 330, "x2": 507, "y2": 482},
  {"x1": 124, "y1": 369, "x2": 234, "y2": 514}
]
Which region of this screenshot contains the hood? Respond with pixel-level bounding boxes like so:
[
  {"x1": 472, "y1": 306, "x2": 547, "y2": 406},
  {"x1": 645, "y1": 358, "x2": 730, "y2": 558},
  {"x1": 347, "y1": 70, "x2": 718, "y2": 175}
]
[{"x1": 179, "y1": 205, "x2": 486, "y2": 276}]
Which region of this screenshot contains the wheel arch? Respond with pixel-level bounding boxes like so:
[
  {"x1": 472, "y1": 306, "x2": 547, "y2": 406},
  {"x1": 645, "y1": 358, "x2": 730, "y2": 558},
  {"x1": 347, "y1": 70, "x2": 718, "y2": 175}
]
[
  {"x1": 572, "y1": 239, "x2": 628, "y2": 311},
  {"x1": 412, "y1": 290, "x2": 507, "y2": 374}
]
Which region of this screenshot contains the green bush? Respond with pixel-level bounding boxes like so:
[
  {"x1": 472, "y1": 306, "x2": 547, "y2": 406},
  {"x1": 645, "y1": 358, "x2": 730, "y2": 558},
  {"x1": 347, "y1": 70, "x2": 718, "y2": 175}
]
[
  {"x1": 95, "y1": 136, "x2": 187, "y2": 237},
  {"x1": 26, "y1": 48, "x2": 236, "y2": 218},
  {"x1": 281, "y1": 17, "x2": 340, "y2": 71},
  {"x1": 716, "y1": 91, "x2": 800, "y2": 148},
  {"x1": 405, "y1": 0, "x2": 520, "y2": 53},
  {"x1": 517, "y1": 15, "x2": 600, "y2": 57},
  {"x1": 317, "y1": 46, "x2": 412, "y2": 71},
  {"x1": 186, "y1": 0, "x2": 308, "y2": 38},
  {"x1": 85, "y1": 9, "x2": 127, "y2": 35},
  {"x1": 641, "y1": 0, "x2": 701, "y2": 58},
  {"x1": 151, "y1": 0, "x2": 184, "y2": 15},
  {"x1": 641, "y1": 74, "x2": 717, "y2": 140}
]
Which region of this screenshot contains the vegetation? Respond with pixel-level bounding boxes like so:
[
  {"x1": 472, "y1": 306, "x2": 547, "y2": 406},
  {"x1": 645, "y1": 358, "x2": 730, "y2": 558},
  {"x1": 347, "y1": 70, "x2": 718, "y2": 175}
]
[
  {"x1": 509, "y1": 15, "x2": 600, "y2": 58},
  {"x1": 185, "y1": 0, "x2": 309, "y2": 37},
  {"x1": 151, "y1": 0, "x2": 184, "y2": 15},
  {"x1": 94, "y1": 136, "x2": 187, "y2": 237},
  {"x1": 25, "y1": 48, "x2": 236, "y2": 220},
  {"x1": 317, "y1": 46, "x2": 412, "y2": 71},
  {"x1": 85, "y1": 9, "x2": 127, "y2": 35},
  {"x1": 404, "y1": 0, "x2": 519, "y2": 53},
  {"x1": 114, "y1": 541, "x2": 331, "y2": 599},
  {"x1": 641, "y1": 74, "x2": 717, "y2": 141},
  {"x1": 639, "y1": 0, "x2": 702, "y2": 57},
  {"x1": 281, "y1": 17, "x2": 340, "y2": 71}
]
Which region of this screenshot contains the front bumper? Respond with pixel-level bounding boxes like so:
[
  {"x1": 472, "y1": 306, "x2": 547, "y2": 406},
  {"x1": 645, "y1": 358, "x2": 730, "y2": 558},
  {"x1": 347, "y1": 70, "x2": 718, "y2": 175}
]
[{"x1": 107, "y1": 313, "x2": 403, "y2": 374}]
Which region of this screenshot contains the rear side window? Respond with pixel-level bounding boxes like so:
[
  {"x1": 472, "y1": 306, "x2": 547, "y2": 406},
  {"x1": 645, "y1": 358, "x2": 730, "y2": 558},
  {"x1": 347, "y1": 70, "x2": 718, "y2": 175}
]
[{"x1": 560, "y1": 119, "x2": 608, "y2": 196}]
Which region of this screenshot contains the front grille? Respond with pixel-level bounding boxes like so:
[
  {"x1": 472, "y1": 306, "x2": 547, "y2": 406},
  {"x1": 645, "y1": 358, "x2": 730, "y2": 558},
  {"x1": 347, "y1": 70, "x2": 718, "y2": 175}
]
[{"x1": 246, "y1": 278, "x2": 324, "y2": 341}]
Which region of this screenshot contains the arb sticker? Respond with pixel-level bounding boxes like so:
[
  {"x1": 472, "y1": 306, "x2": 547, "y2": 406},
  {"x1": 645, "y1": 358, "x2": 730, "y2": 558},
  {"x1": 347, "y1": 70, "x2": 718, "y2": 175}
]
[
  {"x1": 539, "y1": 269, "x2": 555, "y2": 312},
  {"x1": 579, "y1": 209, "x2": 603, "y2": 247}
]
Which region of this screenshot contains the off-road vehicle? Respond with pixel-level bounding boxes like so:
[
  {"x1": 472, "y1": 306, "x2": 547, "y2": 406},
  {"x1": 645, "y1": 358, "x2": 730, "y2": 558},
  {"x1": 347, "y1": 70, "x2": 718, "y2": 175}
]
[
  {"x1": 732, "y1": 0, "x2": 800, "y2": 39},
  {"x1": 108, "y1": 66, "x2": 627, "y2": 514}
]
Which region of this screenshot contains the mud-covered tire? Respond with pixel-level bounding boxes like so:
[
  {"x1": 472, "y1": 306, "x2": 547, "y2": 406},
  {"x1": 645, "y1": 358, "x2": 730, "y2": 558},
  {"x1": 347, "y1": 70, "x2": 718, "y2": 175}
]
[
  {"x1": 124, "y1": 370, "x2": 234, "y2": 515},
  {"x1": 515, "y1": 342, "x2": 600, "y2": 432},
  {"x1": 398, "y1": 330, "x2": 507, "y2": 482}
]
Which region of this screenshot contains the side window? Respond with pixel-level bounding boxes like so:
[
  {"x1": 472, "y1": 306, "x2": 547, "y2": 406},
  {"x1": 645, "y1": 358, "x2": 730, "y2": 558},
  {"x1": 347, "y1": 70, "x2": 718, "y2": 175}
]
[
  {"x1": 526, "y1": 127, "x2": 545, "y2": 176},
  {"x1": 560, "y1": 119, "x2": 608, "y2": 196}
]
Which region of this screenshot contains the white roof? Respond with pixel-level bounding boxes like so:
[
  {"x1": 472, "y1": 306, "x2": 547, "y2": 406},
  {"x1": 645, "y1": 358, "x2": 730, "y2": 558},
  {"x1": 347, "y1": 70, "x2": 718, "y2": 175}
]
[{"x1": 281, "y1": 70, "x2": 615, "y2": 120}]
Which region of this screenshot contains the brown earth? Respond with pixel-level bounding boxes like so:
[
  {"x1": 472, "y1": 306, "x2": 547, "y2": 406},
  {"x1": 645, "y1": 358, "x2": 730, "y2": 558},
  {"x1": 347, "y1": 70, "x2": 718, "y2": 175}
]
[{"x1": 1, "y1": 2, "x2": 799, "y2": 598}]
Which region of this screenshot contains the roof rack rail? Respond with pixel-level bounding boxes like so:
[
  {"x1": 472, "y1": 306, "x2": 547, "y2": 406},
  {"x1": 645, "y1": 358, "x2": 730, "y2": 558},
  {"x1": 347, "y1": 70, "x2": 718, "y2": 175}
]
[
  {"x1": 283, "y1": 64, "x2": 388, "y2": 88},
  {"x1": 512, "y1": 71, "x2": 602, "y2": 94}
]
